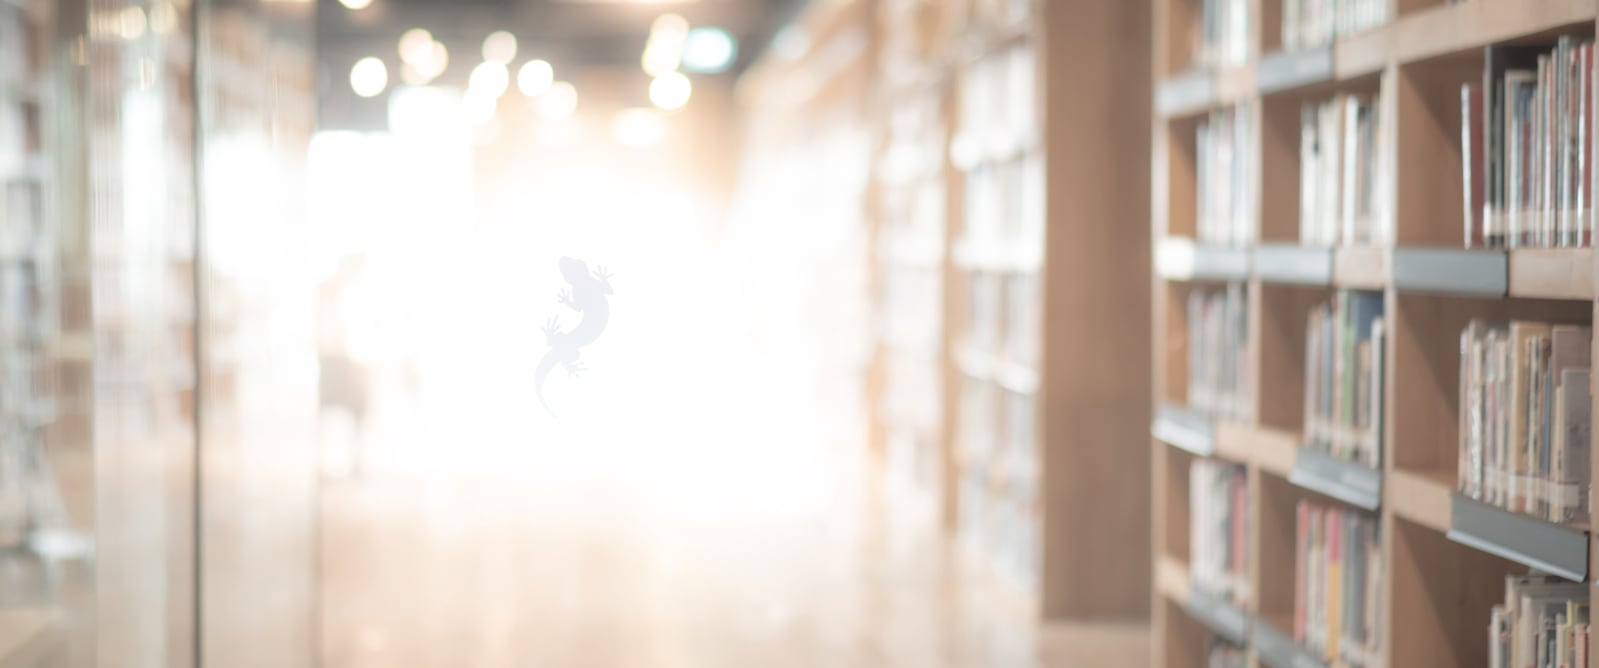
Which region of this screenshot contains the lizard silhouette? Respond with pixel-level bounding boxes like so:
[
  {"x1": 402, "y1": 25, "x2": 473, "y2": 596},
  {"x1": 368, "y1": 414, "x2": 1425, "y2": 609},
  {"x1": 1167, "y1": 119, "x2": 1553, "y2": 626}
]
[{"x1": 536, "y1": 257, "x2": 612, "y2": 416}]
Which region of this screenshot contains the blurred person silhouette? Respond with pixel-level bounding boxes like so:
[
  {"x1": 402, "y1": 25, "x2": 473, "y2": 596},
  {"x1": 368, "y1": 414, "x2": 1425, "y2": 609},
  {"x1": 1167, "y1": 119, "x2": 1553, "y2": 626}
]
[{"x1": 317, "y1": 254, "x2": 373, "y2": 478}]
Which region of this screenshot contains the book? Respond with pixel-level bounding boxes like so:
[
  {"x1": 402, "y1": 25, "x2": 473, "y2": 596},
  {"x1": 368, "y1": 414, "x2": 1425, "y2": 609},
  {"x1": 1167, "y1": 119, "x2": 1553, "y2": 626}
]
[
  {"x1": 1192, "y1": 459, "x2": 1250, "y2": 607},
  {"x1": 1295, "y1": 499, "x2": 1382, "y2": 663},
  {"x1": 1199, "y1": 105, "x2": 1256, "y2": 247},
  {"x1": 1300, "y1": 93, "x2": 1380, "y2": 247},
  {"x1": 1471, "y1": 42, "x2": 1592, "y2": 248},
  {"x1": 1460, "y1": 322, "x2": 1591, "y2": 525},
  {"x1": 1188, "y1": 284, "x2": 1250, "y2": 420},
  {"x1": 1281, "y1": 0, "x2": 1387, "y2": 50},
  {"x1": 1464, "y1": 82, "x2": 1485, "y2": 247},
  {"x1": 1303, "y1": 290, "x2": 1384, "y2": 466}
]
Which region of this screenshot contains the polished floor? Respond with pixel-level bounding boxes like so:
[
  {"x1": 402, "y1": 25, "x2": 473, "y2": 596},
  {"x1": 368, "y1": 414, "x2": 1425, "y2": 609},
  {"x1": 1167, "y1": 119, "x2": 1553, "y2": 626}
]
[
  {"x1": 315, "y1": 245, "x2": 1148, "y2": 668},
  {"x1": 319, "y1": 454, "x2": 1148, "y2": 668}
]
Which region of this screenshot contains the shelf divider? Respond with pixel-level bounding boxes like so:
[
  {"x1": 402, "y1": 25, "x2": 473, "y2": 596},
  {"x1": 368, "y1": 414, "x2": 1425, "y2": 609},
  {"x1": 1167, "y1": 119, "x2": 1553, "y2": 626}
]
[
  {"x1": 1156, "y1": 237, "x2": 1251, "y2": 282},
  {"x1": 1152, "y1": 402, "x2": 1216, "y2": 457},
  {"x1": 1252, "y1": 617, "x2": 1327, "y2": 668},
  {"x1": 1256, "y1": 47, "x2": 1334, "y2": 95},
  {"x1": 1255, "y1": 244, "x2": 1333, "y2": 286},
  {"x1": 1446, "y1": 494, "x2": 1589, "y2": 582},
  {"x1": 1288, "y1": 448, "x2": 1382, "y2": 510},
  {"x1": 1390, "y1": 248, "x2": 1507, "y2": 297},
  {"x1": 1184, "y1": 586, "x2": 1250, "y2": 645},
  {"x1": 1155, "y1": 69, "x2": 1217, "y2": 118}
]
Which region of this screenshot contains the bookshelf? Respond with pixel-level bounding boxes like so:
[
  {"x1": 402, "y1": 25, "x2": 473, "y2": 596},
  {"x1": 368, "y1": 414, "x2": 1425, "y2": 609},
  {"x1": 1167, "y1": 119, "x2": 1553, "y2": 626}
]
[
  {"x1": 867, "y1": 0, "x2": 957, "y2": 525},
  {"x1": 1151, "y1": 0, "x2": 1599, "y2": 666},
  {"x1": 824, "y1": 0, "x2": 1155, "y2": 638},
  {"x1": 949, "y1": 8, "x2": 1046, "y2": 593}
]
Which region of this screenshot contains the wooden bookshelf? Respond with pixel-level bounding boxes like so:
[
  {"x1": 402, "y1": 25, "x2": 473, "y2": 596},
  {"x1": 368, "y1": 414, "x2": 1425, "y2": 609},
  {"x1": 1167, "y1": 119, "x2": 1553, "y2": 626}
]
[
  {"x1": 867, "y1": 0, "x2": 957, "y2": 526},
  {"x1": 852, "y1": 0, "x2": 1158, "y2": 636},
  {"x1": 1151, "y1": 0, "x2": 1599, "y2": 666}
]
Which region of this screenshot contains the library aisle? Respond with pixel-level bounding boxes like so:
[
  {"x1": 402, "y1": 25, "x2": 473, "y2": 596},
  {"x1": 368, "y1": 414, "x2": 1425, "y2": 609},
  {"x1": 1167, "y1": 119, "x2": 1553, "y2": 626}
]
[{"x1": 313, "y1": 284, "x2": 1145, "y2": 668}]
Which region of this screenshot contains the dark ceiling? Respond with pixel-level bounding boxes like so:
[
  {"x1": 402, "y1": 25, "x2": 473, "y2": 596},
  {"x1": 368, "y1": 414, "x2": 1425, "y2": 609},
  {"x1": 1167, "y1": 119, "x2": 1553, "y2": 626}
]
[{"x1": 314, "y1": 0, "x2": 804, "y2": 128}]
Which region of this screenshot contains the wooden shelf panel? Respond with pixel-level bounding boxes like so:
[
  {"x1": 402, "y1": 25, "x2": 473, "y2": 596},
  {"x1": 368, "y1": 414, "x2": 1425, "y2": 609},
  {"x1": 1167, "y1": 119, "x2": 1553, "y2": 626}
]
[
  {"x1": 1392, "y1": 0, "x2": 1598, "y2": 66},
  {"x1": 1333, "y1": 26, "x2": 1390, "y2": 80},
  {"x1": 1221, "y1": 422, "x2": 1297, "y2": 478},
  {"x1": 1446, "y1": 494, "x2": 1589, "y2": 582},
  {"x1": 0, "y1": 610, "x2": 60, "y2": 668},
  {"x1": 1255, "y1": 46, "x2": 1335, "y2": 95},
  {"x1": 1037, "y1": 622, "x2": 1152, "y2": 667},
  {"x1": 1254, "y1": 244, "x2": 1332, "y2": 286},
  {"x1": 1287, "y1": 448, "x2": 1382, "y2": 511},
  {"x1": 1506, "y1": 248, "x2": 1594, "y2": 300},
  {"x1": 1155, "y1": 237, "x2": 1250, "y2": 282},
  {"x1": 1332, "y1": 246, "x2": 1387, "y2": 289},
  {"x1": 1184, "y1": 586, "x2": 1250, "y2": 646},
  {"x1": 1160, "y1": 0, "x2": 1599, "y2": 118},
  {"x1": 1390, "y1": 248, "x2": 1507, "y2": 296},
  {"x1": 1154, "y1": 69, "x2": 1218, "y2": 118},
  {"x1": 1152, "y1": 402, "x2": 1215, "y2": 457},
  {"x1": 1387, "y1": 468, "x2": 1453, "y2": 534},
  {"x1": 1155, "y1": 555, "x2": 1191, "y2": 604},
  {"x1": 1252, "y1": 615, "x2": 1327, "y2": 668}
]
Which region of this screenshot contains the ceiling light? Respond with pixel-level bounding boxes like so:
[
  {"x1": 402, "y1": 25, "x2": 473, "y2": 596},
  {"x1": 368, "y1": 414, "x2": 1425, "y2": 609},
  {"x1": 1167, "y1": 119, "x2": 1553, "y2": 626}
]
[
  {"x1": 416, "y1": 41, "x2": 449, "y2": 79},
  {"x1": 482, "y1": 31, "x2": 518, "y2": 64},
  {"x1": 339, "y1": 0, "x2": 373, "y2": 9},
  {"x1": 651, "y1": 13, "x2": 689, "y2": 40},
  {"x1": 649, "y1": 71, "x2": 691, "y2": 110},
  {"x1": 641, "y1": 41, "x2": 681, "y2": 76},
  {"x1": 469, "y1": 60, "x2": 510, "y2": 97},
  {"x1": 539, "y1": 81, "x2": 578, "y2": 119},
  {"x1": 680, "y1": 27, "x2": 735, "y2": 73},
  {"x1": 517, "y1": 59, "x2": 554, "y2": 97},
  {"x1": 399, "y1": 29, "x2": 433, "y2": 64},
  {"x1": 350, "y1": 57, "x2": 388, "y2": 98}
]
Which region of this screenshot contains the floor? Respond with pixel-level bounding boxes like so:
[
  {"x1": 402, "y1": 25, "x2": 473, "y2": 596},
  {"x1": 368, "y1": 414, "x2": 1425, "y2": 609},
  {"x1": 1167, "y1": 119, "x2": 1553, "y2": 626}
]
[{"x1": 314, "y1": 243, "x2": 1149, "y2": 668}]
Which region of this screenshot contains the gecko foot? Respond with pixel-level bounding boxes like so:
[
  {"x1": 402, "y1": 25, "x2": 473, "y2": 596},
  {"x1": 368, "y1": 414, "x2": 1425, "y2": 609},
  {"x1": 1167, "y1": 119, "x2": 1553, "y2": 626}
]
[
  {"x1": 557, "y1": 288, "x2": 575, "y2": 308},
  {"x1": 542, "y1": 316, "x2": 560, "y2": 339},
  {"x1": 563, "y1": 360, "x2": 586, "y2": 377}
]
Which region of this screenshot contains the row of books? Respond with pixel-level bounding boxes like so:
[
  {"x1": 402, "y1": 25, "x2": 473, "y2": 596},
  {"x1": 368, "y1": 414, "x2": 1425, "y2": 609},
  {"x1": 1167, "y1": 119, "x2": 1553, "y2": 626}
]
[
  {"x1": 0, "y1": 100, "x2": 29, "y2": 172},
  {"x1": 880, "y1": 347, "x2": 941, "y2": 428},
  {"x1": 956, "y1": 379, "x2": 1036, "y2": 473},
  {"x1": 0, "y1": 264, "x2": 36, "y2": 343},
  {"x1": 1303, "y1": 290, "x2": 1385, "y2": 468},
  {"x1": 877, "y1": 264, "x2": 941, "y2": 351},
  {"x1": 964, "y1": 273, "x2": 1040, "y2": 370},
  {"x1": 1490, "y1": 574, "x2": 1590, "y2": 668},
  {"x1": 1280, "y1": 0, "x2": 1387, "y2": 52},
  {"x1": 878, "y1": 181, "x2": 943, "y2": 258},
  {"x1": 1191, "y1": 458, "x2": 1249, "y2": 608},
  {"x1": 1457, "y1": 321, "x2": 1591, "y2": 525},
  {"x1": 962, "y1": 155, "x2": 1044, "y2": 248},
  {"x1": 1300, "y1": 93, "x2": 1382, "y2": 247},
  {"x1": 1295, "y1": 500, "x2": 1383, "y2": 667},
  {"x1": 1197, "y1": 105, "x2": 1256, "y2": 247},
  {"x1": 0, "y1": 9, "x2": 29, "y2": 90},
  {"x1": 1187, "y1": 283, "x2": 1250, "y2": 421},
  {"x1": 1195, "y1": 0, "x2": 1249, "y2": 70},
  {"x1": 1, "y1": 181, "x2": 39, "y2": 258},
  {"x1": 956, "y1": 377, "x2": 1039, "y2": 592},
  {"x1": 956, "y1": 43, "x2": 1036, "y2": 150},
  {"x1": 1463, "y1": 39, "x2": 1594, "y2": 249}
]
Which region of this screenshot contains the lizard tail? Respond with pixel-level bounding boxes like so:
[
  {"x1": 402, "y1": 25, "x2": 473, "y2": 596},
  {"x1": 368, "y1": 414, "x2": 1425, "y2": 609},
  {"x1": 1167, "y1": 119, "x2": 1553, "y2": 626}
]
[
  {"x1": 534, "y1": 353, "x2": 558, "y2": 418},
  {"x1": 536, "y1": 386, "x2": 556, "y2": 418}
]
